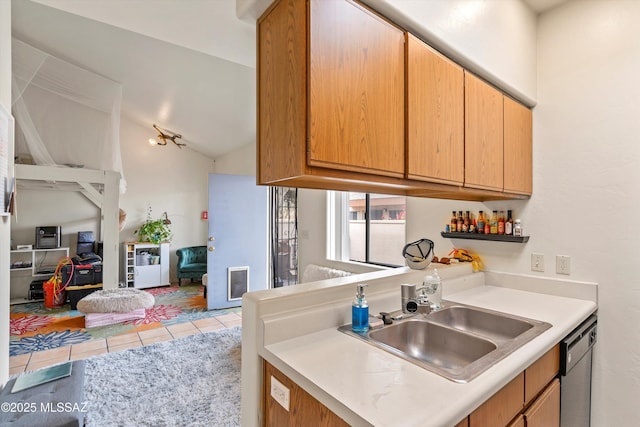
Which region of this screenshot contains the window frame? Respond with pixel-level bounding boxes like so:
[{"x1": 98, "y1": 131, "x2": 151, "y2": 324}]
[{"x1": 327, "y1": 191, "x2": 405, "y2": 268}]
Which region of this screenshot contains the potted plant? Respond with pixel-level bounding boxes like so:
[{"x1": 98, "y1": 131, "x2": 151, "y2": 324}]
[{"x1": 135, "y1": 206, "x2": 172, "y2": 244}]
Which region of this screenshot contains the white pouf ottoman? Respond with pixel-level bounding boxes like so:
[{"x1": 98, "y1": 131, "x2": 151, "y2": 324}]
[{"x1": 77, "y1": 288, "x2": 155, "y2": 328}]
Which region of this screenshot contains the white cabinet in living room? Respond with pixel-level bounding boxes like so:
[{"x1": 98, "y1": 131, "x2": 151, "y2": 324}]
[{"x1": 123, "y1": 243, "x2": 170, "y2": 289}]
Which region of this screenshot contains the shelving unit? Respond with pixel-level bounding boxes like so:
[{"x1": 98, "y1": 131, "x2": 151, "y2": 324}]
[
  {"x1": 10, "y1": 247, "x2": 69, "y2": 304},
  {"x1": 123, "y1": 242, "x2": 170, "y2": 289},
  {"x1": 441, "y1": 232, "x2": 530, "y2": 243}
]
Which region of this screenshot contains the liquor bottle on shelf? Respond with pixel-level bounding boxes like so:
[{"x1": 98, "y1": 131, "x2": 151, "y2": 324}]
[
  {"x1": 457, "y1": 211, "x2": 463, "y2": 233},
  {"x1": 462, "y1": 211, "x2": 469, "y2": 233},
  {"x1": 469, "y1": 212, "x2": 476, "y2": 233},
  {"x1": 498, "y1": 210, "x2": 505, "y2": 235},
  {"x1": 450, "y1": 211, "x2": 458, "y2": 233},
  {"x1": 490, "y1": 210, "x2": 498, "y2": 234},
  {"x1": 505, "y1": 210, "x2": 514, "y2": 235},
  {"x1": 477, "y1": 211, "x2": 486, "y2": 234}
]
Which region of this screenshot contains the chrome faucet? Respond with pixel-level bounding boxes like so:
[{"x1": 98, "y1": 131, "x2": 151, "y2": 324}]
[{"x1": 401, "y1": 283, "x2": 432, "y2": 315}]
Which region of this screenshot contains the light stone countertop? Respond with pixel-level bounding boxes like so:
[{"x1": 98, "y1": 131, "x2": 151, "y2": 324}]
[{"x1": 261, "y1": 285, "x2": 597, "y2": 426}]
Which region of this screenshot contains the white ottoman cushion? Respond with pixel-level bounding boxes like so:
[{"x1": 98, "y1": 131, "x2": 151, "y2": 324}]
[{"x1": 77, "y1": 288, "x2": 155, "y2": 314}]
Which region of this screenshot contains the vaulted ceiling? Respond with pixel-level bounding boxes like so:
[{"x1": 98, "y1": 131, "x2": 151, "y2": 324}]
[{"x1": 12, "y1": 0, "x2": 257, "y2": 159}]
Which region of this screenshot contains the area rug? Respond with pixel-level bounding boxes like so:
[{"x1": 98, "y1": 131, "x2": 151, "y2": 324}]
[
  {"x1": 84, "y1": 326, "x2": 241, "y2": 427},
  {"x1": 9, "y1": 284, "x2": 240, "y2": 356}
]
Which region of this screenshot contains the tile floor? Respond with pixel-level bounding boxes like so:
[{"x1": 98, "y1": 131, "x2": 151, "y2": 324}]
[{"x1": 8, "y1": 312, "x2": 243, "y2": 375}]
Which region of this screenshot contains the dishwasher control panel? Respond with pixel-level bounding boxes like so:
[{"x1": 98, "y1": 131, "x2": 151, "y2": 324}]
[{"x1": 560, "y1": 314, "x2": 597, "y2": 375}]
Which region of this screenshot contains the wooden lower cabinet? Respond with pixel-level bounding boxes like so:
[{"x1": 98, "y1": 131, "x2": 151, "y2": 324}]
[
  {"x1": 524, "y1": 345, "x2": 560, "y2": 405},
  {"x1": 469, "y1": 345, "x2": 560, "y2": 427},
  {"x1": 523, "y1": 379, "x2": 560, "y2": 427},
  {"x1": 264, "y1": 361, "x2": 349, "y2": 427},
  {"x1": 470, "y1": 373, "x2": 525, "y2": 426}
]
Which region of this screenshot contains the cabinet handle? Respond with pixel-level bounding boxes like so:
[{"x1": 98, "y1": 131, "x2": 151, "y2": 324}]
[
  {"x1": 208, "y1": 246, "x2": 215, "y2": 252},
  {"x1": 209, "y1": 236, "x2": 215, "y2": 241}
]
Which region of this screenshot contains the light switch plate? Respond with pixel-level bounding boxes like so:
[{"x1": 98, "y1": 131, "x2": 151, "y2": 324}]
[
  {"x1": 531, "y1": 253, "x2": 544, "y2": 272},
  {"x1": 270, "y1": 375, "x2": 290, "y2": 411}
]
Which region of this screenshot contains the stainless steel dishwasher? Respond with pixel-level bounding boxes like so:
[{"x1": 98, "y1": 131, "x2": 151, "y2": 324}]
[{"x1": 560, "y1": 314, "x2": 597, "y2": 427}]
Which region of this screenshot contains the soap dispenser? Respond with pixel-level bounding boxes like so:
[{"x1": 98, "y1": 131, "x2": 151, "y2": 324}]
[{"x1": 352, "y1": 284, "x2": 369, "y2": 333}]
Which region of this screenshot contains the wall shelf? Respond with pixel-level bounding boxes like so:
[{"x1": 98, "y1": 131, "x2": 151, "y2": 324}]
[{"x1": 441, "y1": 232, "x2": 529, "y2": 243}]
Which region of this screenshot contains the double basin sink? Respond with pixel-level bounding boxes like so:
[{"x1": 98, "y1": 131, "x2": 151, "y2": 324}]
[{"x1": 339, "y1": 301, "x2": 551, "y2": 383}]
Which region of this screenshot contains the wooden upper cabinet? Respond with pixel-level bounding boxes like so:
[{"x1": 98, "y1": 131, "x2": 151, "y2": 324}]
[
  {"x1": 257, "y1": 0, "x2": 532, "y2": 200},
  {"x1": 406, "y1": 34, "x2": 464, "y2": 185},
  {"x1": 464, "y1": 71, "x2": 504, "y2": 192},
  {"x1": 308, "y1": 0, "x2": 405, "y2": 177},
  {"x1": 504, "y1": 96, "x2": 533, "y2": 195},
  {"x1": 257, "y1": 0, "x2": 307, "y2": 184}
]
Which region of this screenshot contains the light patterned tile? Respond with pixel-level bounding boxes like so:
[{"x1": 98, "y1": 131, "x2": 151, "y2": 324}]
[
  {"x1": 71, "y1": 339, "x2": 107, "y2": 356},
  {"x1": 140, "y1": 334, "x2": 173, "y2": 346},
  {"x1": 107, "y1": 333, "x2": 141, "y2": 347},
  {"x1": 70, "y1": 347, "x2": 108, "y2": 361},
  {"x1": 10, "y1": 353, "x2": 31, "y2": 368},
  {"x1": 108, "y1": 341, "x2": 143, "y2": 353},
  {"x1": 214, "y1": 313, "x2": 241, "y2": 324},
  {"x1": 197, "y1": 323, "x2": 225, "y2": 333},
  {"x1": 192, "y1": 317, "x2": 224, "y2": 328},
  {"x1": 169, "y1": 328, "x2": 201, "y2": 339},
  {"x1": 138, "y1": 327, "x2": 171, "y2": 340},
  {"x1": 9, "y1": 365, "x2": 26, "y2": 375},
  {"x1": 218, "y1": 318, "x2": 242, "y2": 328},
  {"x1": 29, "y1": 346, "x2": 71, "y2": 363},
  {"x1": 167, "y1": 322, "x2": 198, "y2": 334}
]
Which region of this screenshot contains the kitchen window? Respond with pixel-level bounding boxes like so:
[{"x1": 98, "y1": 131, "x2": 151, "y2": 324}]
[{"x1": 327, "y1": 192, "x2": 406, "y2": 267}]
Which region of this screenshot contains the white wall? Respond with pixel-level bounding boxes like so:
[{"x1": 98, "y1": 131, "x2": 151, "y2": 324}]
[
  {"x1": 213, "y1": 141, "x2": 256, "y2": 176},
  {"x1": 118, "y1": 117, "x2": 214, "y2": 282},
  {"x1": 0, "y1": 0, "x2": 12, "y2": 386},
  {"x1": 532, "y1": 1, "x2": 640, "y2": 424}
]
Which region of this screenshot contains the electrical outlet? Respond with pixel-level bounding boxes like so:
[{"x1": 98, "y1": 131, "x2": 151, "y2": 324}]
[
  {"x1": 270, "y1": 376, "x2": 290, "y2": 411},
  {"x1": 556, "y1": 255, "x2": 571, "y2": 275},
  {"x1": 531, "y1": 253, "x2": 544, "y2": 272}
]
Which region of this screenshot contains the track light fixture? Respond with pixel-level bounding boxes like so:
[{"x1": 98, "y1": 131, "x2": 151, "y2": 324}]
[{"x1": 149, "y1": 124, "x2": 186, "y2": 148}]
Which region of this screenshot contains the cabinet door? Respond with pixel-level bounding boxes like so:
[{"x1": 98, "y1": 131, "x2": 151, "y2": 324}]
[
  {"x1": 134, "y1": 266, "x2": 160, "y2": 289},
  {"x1": 308, "y1": 0, "x2": 405, "y2": 177},
  {"x1": 264, "y1": 361, "x2": 349, "y2": 427},
  {"x1": 525, "y1": 345, "x2": 560, "y2": 405},
  {"x1": 257, "y1": 0, "x2": 307, "y2": 184},
  {"x1": 504, "y1": 96, "x2": 532, "y2": 195},
  {"x1": 470, "y1": 373, "x2": 524, "y2": 427},
  {"x1": 407, "y1": 34, "x2": 464, "y2": 185},
  {"x1": 523, "y1": 379, "x2": 560, "y2": 427},
  {"x1": 464, "y1": 71, "x2": 504, "y2": 191}
]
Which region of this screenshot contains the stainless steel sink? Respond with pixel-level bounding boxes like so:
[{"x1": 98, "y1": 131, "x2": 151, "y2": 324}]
[
  {"x1": 427, "y1": 305, "x2": 535, "y2": 344},
  {"x1": 338, "y1": 301, "x2": 551, "y2": 383},
  {"x1": 369, "y1": 320, "x2": 496, "y2": 371}
]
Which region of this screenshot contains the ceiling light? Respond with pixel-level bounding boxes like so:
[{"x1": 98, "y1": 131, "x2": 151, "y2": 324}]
[{"x1": 151, "y1": 124, "x2": 186, "y2": 148}]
